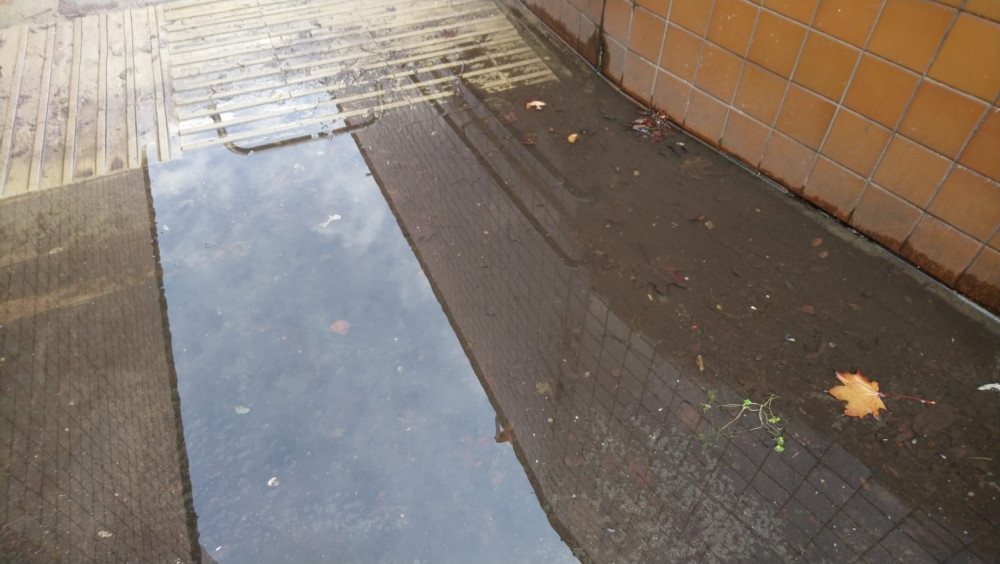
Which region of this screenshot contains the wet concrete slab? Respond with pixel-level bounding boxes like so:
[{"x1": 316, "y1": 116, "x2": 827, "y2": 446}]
[{"x1": 1, "y1": 0, "x2": 999, "y2": 562}]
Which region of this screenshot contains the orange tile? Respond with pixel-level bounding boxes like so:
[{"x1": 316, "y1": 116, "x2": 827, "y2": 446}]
[
  {"x1": 558, "y1": 2, "x2": 583, "y2": 47},
  {"x1": 793, "y1": 32, "x2": 859, "y2": 101},
  {"x1": 761, "y1": 131, "x2": 817, "y2": 191},
  {"x1": 722, "y1": 110, "x2": 771, "y2": 166},
  {"x1": 821, "y1": 109, "x2": 891, "y2": 177},
  {"x1": 959, "y1": 106, "x2": 1000, "y2": 182},
  {"x1": 843, "y1": 54, "x2": 920, "y2": 128},
  {"x1": 637, "y1": 0, "x2": 670, "y2": 18},
  {"x1": 707, "y1": 0, "x2": 760, "y2": 55},
  {"x1": 868, "y1": 0, "x2": 954, "y2": 73},
  {"x1": 803, "y1": 157, "x2": 866, "y2": 220},
  {"x1": 684, "y1": 88, "x2": 729, "y2": 144},
  {"x1": 694, "y1": 43, "x2": 744, "y2": 102},
  {"x1": 775, "y1": 84, "x2": 836, "y2": 150},
  {"x1": 733, "y1": 62, "x2": 787, "y2": 124},
  {"x1": 623, "y1": 51, "x2": 658, "y2": 101},
  {"x1": 849, "y1": 184, "x2": 922, "y2": 250},
  {"x1": 928, "y1": 13, "x2": 1000, "y2": 101},
  {"x1": 956, "y1": 247, "x2": 1000, "y2": 314},
  {"x1": 628, "y1": 7, "x2": 667, "y2": 62},
  {"x1": 660, "y1": 25, "x2": 704, "y2": 82},
  {"x1": 604, "y1": 0, "x2": 633, "y2": 43},
  {"x1": 669, "y1": 0, "x2": 713, "y2": 35},
  {"x1": 899, "y1": 81, "x2": 987, "y2": 159},
  {"x1": 901, "y1": 215, "x2": 981, "y2": 284},
  {"x1": 578, "y1": 12, "x2": 601, "y2": 65},
  {"x1": 965, "y1": 0, "x2": 1000, "y2": 22},
  {"x1": 571, "y1": 0, "x2": 604, "y2": 22},
  {"x1": 873, "y1": 136, "x2": 950, "y2": 207},
  {"x1": 928, "y1": 167, "x2": 1000, "y2": 241},
  {"x1": 652, "y1": 69, "x2": 693, "y2": 120},
  {"x1": 763, "y1": 0, "x2": 817, "y2": 23},
  {"x1": 603, "y1": 36, "x2": 627, "y2": 85},
  {"x1": 814, "y1": 0, "x2": 883, "y2": 47},
  {"x1": 747, "y1": 11, "x2": 807, "y2": 78}
]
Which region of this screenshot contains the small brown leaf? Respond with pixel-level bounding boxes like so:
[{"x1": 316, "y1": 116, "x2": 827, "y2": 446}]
[{"x1": 829, "y1": 371, "x2": 886, "y2": 419}]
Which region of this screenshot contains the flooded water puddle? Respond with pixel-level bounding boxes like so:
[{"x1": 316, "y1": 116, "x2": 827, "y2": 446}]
[
  {"x1": 149, "y1": 140, "x2": 578, "y2": 562},
  {"x1": 2, "y1": 0, "x2": 998, "y2": 561}
]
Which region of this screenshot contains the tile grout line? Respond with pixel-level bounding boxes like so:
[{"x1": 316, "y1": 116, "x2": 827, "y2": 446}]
[
  {"x1": 678, "y1": 1, "x2": 716, "y2": 125},
  {"x1": 765, "y1": 5, "x2": 819, "y2": 167},
  {"x1": 715, "y1": 4, "x2": 767, "y2": 147},
  {"x1": 645, "y1": 0, "x2": 672, "y2": 110},
  {"x1": 799, "y1": 0, "x2": 889, "y2": 198},
  {"x1": 854, "y1": 5, "x2": 966, "y2": 251},
  {"x1": 753, "y1": 2, "x2": 821, "y2": 168}
]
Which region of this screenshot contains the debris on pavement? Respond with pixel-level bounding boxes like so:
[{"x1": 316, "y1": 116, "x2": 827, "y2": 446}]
[{"x1": 630, "y1": 110, "x2": 674, "y2": 143}]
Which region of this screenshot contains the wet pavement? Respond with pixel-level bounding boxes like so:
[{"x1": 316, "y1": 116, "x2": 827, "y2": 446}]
[{"x1": 2, "y1": 1, "x2": 1000, "y2": 562}]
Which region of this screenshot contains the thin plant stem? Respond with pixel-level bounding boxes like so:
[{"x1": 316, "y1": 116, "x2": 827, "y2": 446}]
[{"x1": 879, "y1": 392, "x2": 935, "y2": 405}]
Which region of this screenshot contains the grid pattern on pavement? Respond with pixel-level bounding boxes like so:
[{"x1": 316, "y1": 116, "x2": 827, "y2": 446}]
[
  {"x1": 354, "y1": 96, "x2": 997, "y2": 563},
  {"x1": 0, "y1": 170, "x2": 199, "y2": 562}
]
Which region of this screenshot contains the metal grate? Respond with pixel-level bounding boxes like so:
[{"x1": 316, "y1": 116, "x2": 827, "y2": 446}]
[
  {"x1": 0, "y1": 0, "x2": 555, "y2": 197},
  {"x1": 162, "y1": 0, "x2": 556, "y2": 152}
]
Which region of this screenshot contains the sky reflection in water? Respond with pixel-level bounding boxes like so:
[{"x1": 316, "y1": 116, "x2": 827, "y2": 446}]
[{"x1": 150, "y1": 138, "x2": 576, "y2": 563}]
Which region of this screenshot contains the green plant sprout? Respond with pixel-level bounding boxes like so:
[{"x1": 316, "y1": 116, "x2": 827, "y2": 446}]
[{"x1": 704, "y1": 393, "x2": 786, "y2": 452}]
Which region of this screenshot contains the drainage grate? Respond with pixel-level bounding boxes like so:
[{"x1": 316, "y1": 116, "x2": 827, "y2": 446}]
[
  {"x1": 163, "y1": 0, "x2": 557, "y2": 152},
  {"x1": 0, "y1": 0, "x2": 555, "y2": 197},
  {"x1": 0, "y1": 7, "x2": 173, "y2": 197}
]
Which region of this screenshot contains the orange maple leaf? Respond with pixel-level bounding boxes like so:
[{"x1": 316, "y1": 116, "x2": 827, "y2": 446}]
[{"x1": 828, "y1": 370, "x2": 887, "y2": 420}]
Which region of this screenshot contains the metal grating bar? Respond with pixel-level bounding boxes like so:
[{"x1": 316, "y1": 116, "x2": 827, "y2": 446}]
[{"x1": 0, "y1": 0, "x2": 555, "y2": 197}]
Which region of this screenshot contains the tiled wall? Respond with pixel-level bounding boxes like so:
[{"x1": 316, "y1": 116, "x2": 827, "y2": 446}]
[{"x1": 523, "y1": 0, "x2": 1000, "y2": 314}]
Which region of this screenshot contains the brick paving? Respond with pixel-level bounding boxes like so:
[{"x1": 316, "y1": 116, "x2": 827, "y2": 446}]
[
  {"x1": 0, "y1": 170, "x2": 199, "y2": 562},
  {"x1": 353, "y1": 55, "x2": 999, "y2": 561}
]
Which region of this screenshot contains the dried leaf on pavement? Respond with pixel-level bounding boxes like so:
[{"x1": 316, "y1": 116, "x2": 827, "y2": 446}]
[{"x1": 829, "y1": 371, "x2": 887, "y2": 420}]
